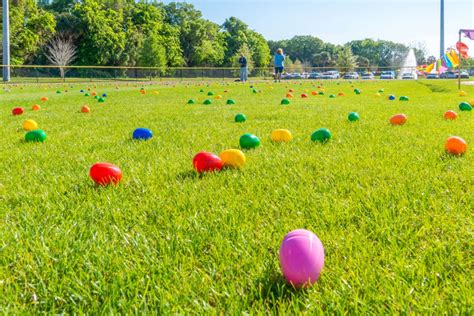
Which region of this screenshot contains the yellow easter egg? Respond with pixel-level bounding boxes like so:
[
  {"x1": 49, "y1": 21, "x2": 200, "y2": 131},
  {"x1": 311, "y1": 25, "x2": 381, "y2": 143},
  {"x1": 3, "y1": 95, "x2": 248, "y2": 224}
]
[
  {"x1": 271, "y1": 129, "x2": 293, "y2": 142},
  {"x1": 459, "y1": 91, "x2": 467, "y2": 97},
  {"x1": 219, "y1": 149, "x2": 246, "y2": 168},
  {"x1": 23, "y1": 119, "x2": 38, "y2": 131},
  {"x1": 469, "y1": 100, "x2": 474, "y2": 106},
  {"x1": 214, "y1": 95, "x2": 222, "y2": 99}
]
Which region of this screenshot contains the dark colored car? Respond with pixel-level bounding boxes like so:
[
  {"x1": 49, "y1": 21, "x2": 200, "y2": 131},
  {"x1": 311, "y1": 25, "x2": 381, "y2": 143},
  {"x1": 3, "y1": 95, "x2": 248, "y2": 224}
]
[{"x1": 426, "y1": 73, "x2": 439, "y2": 79}]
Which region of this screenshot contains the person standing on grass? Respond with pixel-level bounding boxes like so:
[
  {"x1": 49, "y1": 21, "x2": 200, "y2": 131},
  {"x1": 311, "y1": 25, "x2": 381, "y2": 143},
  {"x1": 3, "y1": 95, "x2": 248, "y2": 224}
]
[
  {"x1": 238, "y1": 53, "x2": 248, "y2": 82},
  {"x1": 274, "y1": 48, "x2": 285, "y2": 82}
]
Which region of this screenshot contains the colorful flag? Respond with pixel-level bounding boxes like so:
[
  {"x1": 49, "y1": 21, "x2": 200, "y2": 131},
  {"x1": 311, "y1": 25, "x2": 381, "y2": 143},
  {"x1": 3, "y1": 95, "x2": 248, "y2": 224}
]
[
  {"x1": 446, "y1": 50, "x2": 459, "y2": 68},
  {"x1": 425, "y1": 63, "x2": 434, "y2": 73},
  {"x1": 456, "y1": 41, "x2": 469, "y2": 59},
  {"x1": 443, "y1": 55, "x2": 453, "y2": 68},
  {"x1": 460, "y1": 29, "x2": 474, "y2": 40}
]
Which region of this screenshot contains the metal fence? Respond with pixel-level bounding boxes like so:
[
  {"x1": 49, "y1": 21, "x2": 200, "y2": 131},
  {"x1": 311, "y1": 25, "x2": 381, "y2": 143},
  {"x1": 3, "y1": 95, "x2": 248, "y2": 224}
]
[{"x1": 0, "y1": 65, "x2": 472, "y2": 83}]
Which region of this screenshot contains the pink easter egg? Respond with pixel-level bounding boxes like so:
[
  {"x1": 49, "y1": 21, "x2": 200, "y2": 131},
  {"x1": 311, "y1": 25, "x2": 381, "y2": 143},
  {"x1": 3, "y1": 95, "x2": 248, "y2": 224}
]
[{"x1": 279, "y1": 229, "x2": 325, "y2": 287}]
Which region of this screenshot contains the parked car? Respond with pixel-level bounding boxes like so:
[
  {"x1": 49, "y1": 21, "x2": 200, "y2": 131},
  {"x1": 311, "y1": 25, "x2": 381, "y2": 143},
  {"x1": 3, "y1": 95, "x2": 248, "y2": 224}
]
[
  {"x1": 344, "y1": 72, "x2": 359, "y2": 79},
  {"x1": 380, "y1": 71, "x2": 395, "y2": 79},
  {"x1": 401, "y1": 73, "x2": 415, "y2": 80},
  {"x1": 321, "y1": 71, "x2": 340, "y2": 79},
  {"x1": 426, "y1": 73, "x2": 440, "y2": 79},
  {"x1": 361, "y1": 72, "x2": 374, "y2": 80},
  {"x1": 439, "y1": 71, "x2": 469, "y2": 79},
  {"x1": 308, "y1": 72, "x2": 322, "y2": 79},
  {"x1": 468, "y1": 69, "x2": 474, "y2": 76}
]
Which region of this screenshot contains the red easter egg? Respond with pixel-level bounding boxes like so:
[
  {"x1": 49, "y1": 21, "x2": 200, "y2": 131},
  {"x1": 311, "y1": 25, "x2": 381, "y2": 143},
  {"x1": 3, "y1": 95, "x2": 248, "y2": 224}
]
[
  {"x1": 81, "y1": 105, "x2": 90, "y2": 113},
  {"x1": 301, "y1": 93, "x2": 308, "y2": 98},
  {"x1": 193, "y1": 152, "x2": 223, "y2": 173},
  {"x1": 89, "y1": 163, "x2": 122, "y2": 185},
  {"x1": 444, "y1": 110, "x2": 457, "y2": 120},
  {"x1": 12, "y1": 107, "x2": 25, "y2": 116},
  {"x1": 390, "y1": 114, "x2": 407, "y2": 125}
]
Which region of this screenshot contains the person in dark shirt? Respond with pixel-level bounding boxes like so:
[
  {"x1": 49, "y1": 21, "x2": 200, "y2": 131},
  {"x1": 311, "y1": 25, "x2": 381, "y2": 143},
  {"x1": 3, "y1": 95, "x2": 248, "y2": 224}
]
[{"x1": 238, "y1": 53, "x2": 248, "y2": 82}]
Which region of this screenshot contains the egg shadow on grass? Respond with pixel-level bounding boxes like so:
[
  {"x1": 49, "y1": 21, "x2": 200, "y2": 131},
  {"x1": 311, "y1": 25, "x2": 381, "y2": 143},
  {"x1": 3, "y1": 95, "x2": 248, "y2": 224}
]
[
  {"x1": 249, "y1": 265, "x2": 306, "y2": 309},
  {"x1": 175, "y1": 170, "x2": 201, "y2": 181}
]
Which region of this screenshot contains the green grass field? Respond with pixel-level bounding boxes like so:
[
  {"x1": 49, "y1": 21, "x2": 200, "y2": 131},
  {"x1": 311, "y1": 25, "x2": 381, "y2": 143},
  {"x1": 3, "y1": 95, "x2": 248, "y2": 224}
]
[{"x1": 0, "y1": 79, "x2": 472, "y2": 313}]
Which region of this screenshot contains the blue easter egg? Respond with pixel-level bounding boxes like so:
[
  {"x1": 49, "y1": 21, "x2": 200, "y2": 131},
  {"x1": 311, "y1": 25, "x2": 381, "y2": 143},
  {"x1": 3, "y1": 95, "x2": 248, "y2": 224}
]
[
  {"x1": 102, "y1": 93, "x2": 107, "y2": 97},
  {"x1": 388, "y1": 95, "x2": 395, "y2": 101},
  {"x1": 133, "y1": 128, "x2": 153, "y2": 140},
  {"x1": 80, "y1": 89, "x2": 84, "y2": 93}
]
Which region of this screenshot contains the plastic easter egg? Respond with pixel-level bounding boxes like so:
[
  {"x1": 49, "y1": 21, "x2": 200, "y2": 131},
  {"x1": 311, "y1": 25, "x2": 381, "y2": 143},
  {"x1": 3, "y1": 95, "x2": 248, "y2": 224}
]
[
  {"x1": 379, "y1": 89, "x2": 384, "y2": 93},
  {"x1": 271, "y1": 129, "x2": 293, "y2": 142},
  {"x1": 445, "y1": 136, "x2": 467, "y2": 155},
  {"x1": 235, "y1": 113, "x2": 247, "y2": 123},
  {"x1": 56, "y1": 90, "x2": 61, "y2": 94},
  {"x1": 40, "y1": 97, "x2": 48, "y2": 102},
  {"x1": 98, "y1": 97, "x2": 105, "y2": 103},
  {"x1": 354, "y1": 89, "x2": 361, "y2": 94},
  {"x1": 226, "y1": 99, "x2": 236, "y2": 105},
  {"x1": 318, "y1": 91, "x2": 324, "y2": 95},
  {"x1": 252, "y1": 89, "x2": 258, "y2": 93},
  {"x1": 25, "y1": 130, "x2": 47, "y2": 142},
  {"x1": 289, "y1": 89, "x2": 295, "y2": 93},
  {"x1": 89, "y1": 162, "x2": 123, "y2": 185},
  {"x1": 203, "y1": 99, "x2": 212, "y2": 105},
  {"x1": 459, "y1": 90, "x2": 467, "y2": 97},
  {"x1": 91, "y1": 92, "x2": 97, "y2": 96},
  {"x1": 311, "y1": 128, "x2": 331, "y2": 143},
  {"x1": 301, "y1": 93, "x2": 308, "y2": 98},
  {"x1": 23, "y1": 119, "x2": 38, "y2": 131},
  {"x1": 470, "y1": 100, "x2": 474, "y2": 106},
  {"x1": 81, "y1": 105, "x2": 90, "y2": 113},
  {"x1": 102, "y1": 93, "x2": 107, "y2": 97},
  {"x1": 311, "y1": 91, "x2": 318, "y2": 96},
  {"x1": 80, "y1": 89, "x2": 85, "y2": 93},
  {"x1": 390, "y1": 114, "x2": 407, "y2": 125},
  {"x1": 214, "y1": 95, "x2": 222, "y2": 99},
  {"x1": 279, "y1": 229, "x2": 325, "y2": 287},
  {"x1": 281, "y1": 98, "x2": 290, "y2": 105},
  {"x1": 133, "y1": 128, "x2": 153, "y2": 141},
  {"x1": 219, "y1": 149, "x2": 246, "y2": 168},
  {"x1": 459, "y1": 102, "x2": 472, "y2": 111},
  {"x1": 444, "y1": 110, "x2": 458, "y2": 120},
  {"x1": 286, "y1": 93, "x2": 293, "y2": 98},
  {"x1": 388, "y1": 95, "x2": 396, "y2": 101},
  {"x1": 12, "y1": 107, "x2": 24, "y2": 116},
  {"x1": 193, "y1": 152, "x2": 223, "y2": 173},
  {"x1": 399, "y1": 96, "x2": 409, "y2": 101},
  {"x1": 240, "y1": 133, "x2": 261, "y2": 149},
  {"x1": 338, "y1": 92, "x2": 345, "y2": 96},
  {"x1": 329, "y1": 94, "x2": 336, "y2": 98},
  {"x1": 187, "y1": 99, "x2": 196, "y2": 104},
  {"x1": 348, "y1": 112, "x2": 360, "y2": 122},
  {"x1": 32, "y1": 104, "x2": 41, "y2": 111},
  {"x1": 207, "y1": 91, "x2": 214, "y2": 96},
  {"x1": 85, "y1": 93, "x2": 90, "y2": 97}
]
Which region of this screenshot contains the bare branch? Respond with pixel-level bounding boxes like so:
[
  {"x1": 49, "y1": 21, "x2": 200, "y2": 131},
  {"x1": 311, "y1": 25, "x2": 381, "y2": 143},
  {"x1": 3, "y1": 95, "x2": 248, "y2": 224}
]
[{"x1": 44, "y1": 35, "x2": 77, "y2": 79}]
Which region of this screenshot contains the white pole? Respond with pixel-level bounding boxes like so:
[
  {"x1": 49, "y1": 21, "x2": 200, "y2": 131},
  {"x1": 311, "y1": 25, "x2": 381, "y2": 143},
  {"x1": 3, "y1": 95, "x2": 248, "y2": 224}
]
[{"x1": 2, "y1": 0, "x2": 11, "y2": 82}]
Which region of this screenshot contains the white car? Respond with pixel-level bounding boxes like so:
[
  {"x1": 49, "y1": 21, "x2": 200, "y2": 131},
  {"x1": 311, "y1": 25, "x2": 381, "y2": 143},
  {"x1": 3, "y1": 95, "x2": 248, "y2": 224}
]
[
  {"x1": 401, "y1": 73, "x2": 415, "y2": 80},
  {"x1": 361, "y1": 73, "x2": 374, "y2": 80}
]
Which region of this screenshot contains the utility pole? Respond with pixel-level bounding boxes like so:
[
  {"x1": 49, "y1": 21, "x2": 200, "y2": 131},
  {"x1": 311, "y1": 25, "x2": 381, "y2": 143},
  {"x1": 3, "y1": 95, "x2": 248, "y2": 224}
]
[
  {"x1": 440, "y1": 0, "x2": 445, "y2": 57},
  {"x1": 2, "y1": 0, "x2": 10, "y2": 82}
]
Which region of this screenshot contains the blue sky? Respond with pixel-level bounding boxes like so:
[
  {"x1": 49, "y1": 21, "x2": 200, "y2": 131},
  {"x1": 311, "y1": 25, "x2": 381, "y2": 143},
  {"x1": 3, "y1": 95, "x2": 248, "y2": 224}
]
[{"x1": 163, "y1": 0, "x2": 474, "y2": 57}]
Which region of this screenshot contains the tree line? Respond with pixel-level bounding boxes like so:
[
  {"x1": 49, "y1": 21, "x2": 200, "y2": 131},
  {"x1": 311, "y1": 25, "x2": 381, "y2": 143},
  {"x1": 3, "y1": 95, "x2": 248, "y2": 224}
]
[{"x1": 3, "y1": 0, "x2": 472, "y2": 71}]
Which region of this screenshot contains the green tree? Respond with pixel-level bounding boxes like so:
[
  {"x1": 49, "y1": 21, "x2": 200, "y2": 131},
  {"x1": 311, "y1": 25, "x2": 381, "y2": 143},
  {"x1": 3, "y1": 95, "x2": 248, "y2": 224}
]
[
  {"x1": 163, "y1": 2, "x2": 225, "y2": 66},
  {"x1": 285, "y1": 35, "x2": 325, "y2": 64},
  {"x1": 139, "y1": 32, "x2": 166, "y2": 69},
  {"x1": 337, "y1": 46, "x2": 358, "y2": 73},
  {"x1": 72, "y1": 0, "x2": 127, "y2": 66},
  {"x1": 6, "y1": 0, "x2": 56, "y2": 64},
  {"x1": 222, "y1": 17, "x2": 270, "y2": 68}
]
